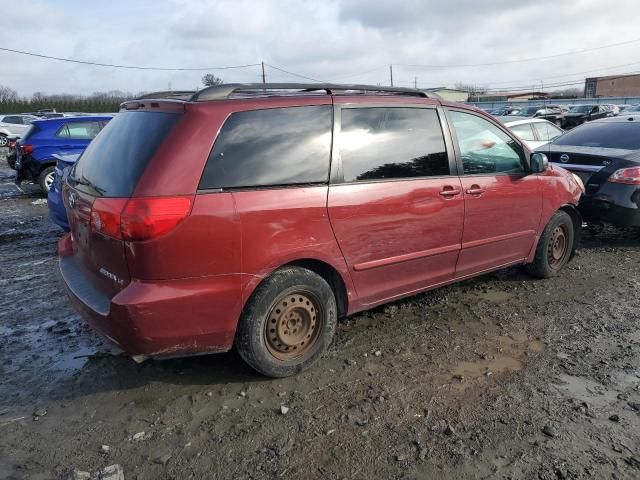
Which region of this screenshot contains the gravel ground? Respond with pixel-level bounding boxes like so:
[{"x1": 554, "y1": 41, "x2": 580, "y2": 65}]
[{"x1": 0, "y1": 158, "x2": 639, "y2": 480}]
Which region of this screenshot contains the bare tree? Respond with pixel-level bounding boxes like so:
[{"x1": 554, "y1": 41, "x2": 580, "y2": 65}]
[
  {"x1": 202, "y1": 74, "x2": 224, "y2": 87},
  {"x1": 549, "y1": 88, "x2": 581, "y2": 98},
  {"x1": 0, "y1": 85, "x2": 18, "y2": 102}
]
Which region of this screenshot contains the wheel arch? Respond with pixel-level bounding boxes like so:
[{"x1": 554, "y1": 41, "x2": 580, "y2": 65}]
[
  {"x1": 242, "y1": 258, "x2": 350, "y2": 320},
  {"x1": 559, "y1": 204, "x2": 582, "y2": 258},
  {"x1": 526, "y1": 204, "x2": 582, "y2": 264},
  {"x1": 285, "y1": 259, "x2": 349, "y2": 319}
]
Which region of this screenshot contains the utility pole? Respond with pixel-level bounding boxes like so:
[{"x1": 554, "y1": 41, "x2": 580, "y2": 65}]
[
  {"x1": 261, "y1": 61, "x2": 266, "y2": 84},
  {"x1": 390, "y1": 64, "x2": 394, "y2": 87},
  {"x1": 414, "y1": 77, "x2": 417, "y2": 89}
]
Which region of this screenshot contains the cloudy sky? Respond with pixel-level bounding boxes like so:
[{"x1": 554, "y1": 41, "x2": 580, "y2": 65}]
[{"x1": 3, "y1": 0, "x2": 640, "y2": 96}]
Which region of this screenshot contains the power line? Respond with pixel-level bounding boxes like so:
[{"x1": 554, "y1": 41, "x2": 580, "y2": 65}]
[
  {"x1": 396, "y1": 37, "x2": 640, "y2": 69},
  {"x1": 0, "y1": 46, "x2": 260, "y2": 71},
  {"x1": 264, "y1": 63, "x2": 325, "y2": 82}
]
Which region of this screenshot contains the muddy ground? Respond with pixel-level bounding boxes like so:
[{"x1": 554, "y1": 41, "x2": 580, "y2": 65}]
[{"x1": 0, "y1": 157, "x2": 639, "y2": 480}]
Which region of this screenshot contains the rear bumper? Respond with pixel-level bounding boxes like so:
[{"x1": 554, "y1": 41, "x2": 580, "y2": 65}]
[
  {"x1": 579, "y1": 183, "x2": 640, "y2": 227},
  {"x1": 58, "y1": 242, "x2": 247, "y2": 357}
]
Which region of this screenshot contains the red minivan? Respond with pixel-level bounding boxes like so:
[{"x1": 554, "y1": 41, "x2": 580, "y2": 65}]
[{"x1": 58, "y1": 84, "x2": 583, "y2": 377}]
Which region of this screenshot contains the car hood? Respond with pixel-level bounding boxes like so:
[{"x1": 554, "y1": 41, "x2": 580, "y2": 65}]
[{"x1": 564, "y1": 113, "x2": 588, "y2": 118}]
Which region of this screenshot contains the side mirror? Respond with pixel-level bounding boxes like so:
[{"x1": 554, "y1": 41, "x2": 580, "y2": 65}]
[{"x1": 530, "y1": 153, "x2": 549, "y2": 173}]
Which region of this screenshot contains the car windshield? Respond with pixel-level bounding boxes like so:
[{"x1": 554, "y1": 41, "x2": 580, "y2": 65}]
[
  {"x1": 569, "y1": 105, "x2": 592, "y2": 113},
  {"x1": 552, "y1": 122, "x2": 640, "y2": 149},
  {"x1": 626, "y1": 105, "x2": 640, "y2": 112}
]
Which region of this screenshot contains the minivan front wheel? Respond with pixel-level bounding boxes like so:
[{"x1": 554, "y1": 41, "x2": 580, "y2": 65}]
[
  {"x1": 235, "y1": 267, "x2": 337, "y2": 377},
  {"x1": 526, "y1": 211, "x2": 574, "y2": 278}
]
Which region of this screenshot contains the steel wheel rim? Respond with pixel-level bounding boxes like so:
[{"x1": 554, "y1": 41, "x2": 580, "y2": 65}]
[
  {"x1": 44, "y1": 172, "x2": 55, "y2": 191},
  {"x1": 0, "y1": 136, "x2": 7, "y2": 147},
  {"x1": 548, "y1": 224, "x2": 569, "y2": 269},
  {"x1": 264, "y1": 291, "x2": 322, "y2": 361}
]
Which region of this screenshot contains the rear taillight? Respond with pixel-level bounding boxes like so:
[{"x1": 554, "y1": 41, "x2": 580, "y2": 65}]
[
  {"x1": 608, "y1": 167, "x2": 640, "y2": 185},
  {"x1": 21, "y1": 144, "x2": 34, "y2": 154},
  {"x1": 90, "y1": 198, "x2": 128, "y2": 239},
  {"x1": 121, "y1": 196, "x2": 193, "y2": 241},
  {"x1": 89, "y1": 196, "x2": 193, "y2": 241}
]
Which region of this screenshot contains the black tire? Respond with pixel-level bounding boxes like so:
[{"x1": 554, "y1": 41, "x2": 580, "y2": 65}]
[
  {"x1": 38, "y1": 166, "x2": 55, "y2": 193},
  {"x1": 0, "y1": 134, "x2": 7, "y2": 148},
  {"x1": 235, "y1": 267, "x2": 337, "y2": 378},
  {"x1": 526, "y1": 211, "x2": 574, "y2": 278}
]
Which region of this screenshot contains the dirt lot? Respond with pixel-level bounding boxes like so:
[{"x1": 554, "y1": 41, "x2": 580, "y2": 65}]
[{"x1": 0, "y1": 159, "x2": 639, "y2": 480}]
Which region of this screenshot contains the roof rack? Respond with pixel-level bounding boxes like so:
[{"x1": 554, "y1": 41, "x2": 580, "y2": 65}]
[{"x1": 189, "y1": 83, "x2": 436, "y2": 101}]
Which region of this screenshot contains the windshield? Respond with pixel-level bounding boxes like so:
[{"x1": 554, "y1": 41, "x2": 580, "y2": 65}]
[
  {"x1": 553, "y1": 122, "x2": 640, "y2": 149},
  {"x1": 569, "y1": 105, "x2": 592, "y2": 113},
  {"x1": 626, "y1": 105, "x2": 640, "y2": 112}
]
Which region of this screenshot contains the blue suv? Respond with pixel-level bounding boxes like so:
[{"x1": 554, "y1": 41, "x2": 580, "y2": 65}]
[{"x1": 15, "y1": 115, "x2": 112, "y2": 193}]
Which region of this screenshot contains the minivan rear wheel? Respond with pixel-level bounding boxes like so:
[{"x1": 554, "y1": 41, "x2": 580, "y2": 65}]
[
  {"x1": 235, "y1": 267, "x2": 337, "y2": 377},
  {"x1": 526, "y1": 211, "x2": 574, "y2": 278}
]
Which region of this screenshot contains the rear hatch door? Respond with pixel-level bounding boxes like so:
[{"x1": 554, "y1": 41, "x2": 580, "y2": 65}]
[{"x1": 64, "y1": 109, "x2": 182, "y2": 298}]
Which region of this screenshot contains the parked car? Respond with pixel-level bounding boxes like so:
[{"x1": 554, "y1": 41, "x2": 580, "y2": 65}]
[
  {"x1": 507, "y1": 105, "x2": 564, "y2": 126},
  {"x1": 562, "y1": 104, "x2": 610, "y2": 129},
  {"x1": 501, "y1": 118, "x2": 564, "y2": 150},
  {"x1": 489, "y1": 105, "x2": 519, "y2": 116},
  {"x1": 621, "y1": 104, "x2": 640, "y2": 113},
  {"x1": 605, "y1": 104, "x2": 619, "y2": 116},
  {"x1": 48, "y1": 153, "x2": 81, "y2": 231},
  {"x1": 58, "y1": 83, "x2": 582, "y2": 378},
  {"x1": 0, "y1": 114, "x2": 38, "y2": 146},
  {"x1": 5, "y1": 135, "x2": 20, "y2": 168},
  {"x1": 537, "y1": 115, "x2": 640, "y2": 227},
  {"x1": 14, "y1": 115, "x2": 111, "y2": 193}
]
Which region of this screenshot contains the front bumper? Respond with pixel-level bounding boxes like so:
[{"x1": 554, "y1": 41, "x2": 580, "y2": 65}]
[{"x1": 58, "y1": 237, "x2": 246, "y2": 357}]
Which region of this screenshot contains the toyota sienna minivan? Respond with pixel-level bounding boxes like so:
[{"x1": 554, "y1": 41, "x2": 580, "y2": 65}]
[{"x1": 58, "y1": 83, "x2": 583, "y2": 377}]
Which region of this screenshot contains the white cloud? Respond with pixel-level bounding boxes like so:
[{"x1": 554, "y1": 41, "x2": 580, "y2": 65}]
[{"x1": 1, "y1": 0, "x2": 640, "y2": 96}]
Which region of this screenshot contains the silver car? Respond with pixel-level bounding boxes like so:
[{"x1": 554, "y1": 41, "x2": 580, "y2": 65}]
[
  {"x1": 0, "y1": 114, "x2": 38, "y2": 146},
  {"x1": 499, "y1": 117, "x2": 565, "y2": 150}
]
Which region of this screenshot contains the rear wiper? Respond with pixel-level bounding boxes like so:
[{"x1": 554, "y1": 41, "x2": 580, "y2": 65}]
[
  {"x1": 68, "y1": 173, "x2": 89, "y2": 186},
  {"x1": 68, "y1": 174, "x2": 106, "y2": 195}
]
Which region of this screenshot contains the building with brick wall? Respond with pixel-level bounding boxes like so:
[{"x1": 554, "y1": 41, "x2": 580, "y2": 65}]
[{"x1": 584, "y1": 74, "x2": 640, "y2": 98}]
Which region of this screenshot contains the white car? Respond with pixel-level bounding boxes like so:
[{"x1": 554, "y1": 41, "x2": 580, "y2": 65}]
[
  {"x1": 501, "y1": 117, "x2": 564, "y2": 150},
  {"x1": 0, "y1": 114, "x2": 38, "y2": 146}
]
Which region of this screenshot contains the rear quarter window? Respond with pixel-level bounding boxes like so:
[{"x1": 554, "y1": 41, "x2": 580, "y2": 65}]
[
  {"x1": 199, "y1": 105, "x2": 332, "y2": 190},
  {"x1": 56, "y1": 121, "x2": 104, "y2": 139},
  {"x1": 71, "y1": 111, "x2": 179, "y2": 197}
]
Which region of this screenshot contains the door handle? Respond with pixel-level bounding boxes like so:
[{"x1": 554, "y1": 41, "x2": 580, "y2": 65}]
[
  {"x1": 465, "y1": 185, "x2": 485, "y2": 195},
  {"x1": 439, "y1": 186, "x2": 461, "y2": 197}
]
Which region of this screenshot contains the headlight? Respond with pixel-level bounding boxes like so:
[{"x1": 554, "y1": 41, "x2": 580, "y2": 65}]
[{"x1": 571, "y1": 173, "x2": 585, "y2": 193}]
